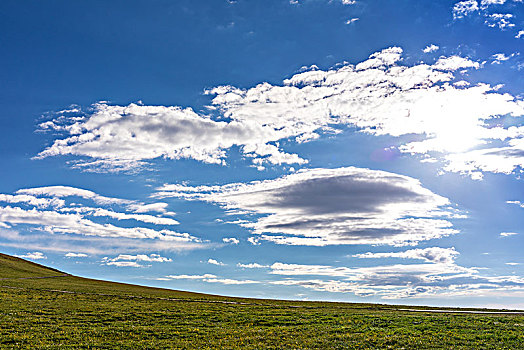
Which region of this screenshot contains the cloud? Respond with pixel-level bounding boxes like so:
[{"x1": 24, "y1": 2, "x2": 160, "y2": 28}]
[
  {"x1": 345, "y1": 18, "x2": 359, "y2": 24},
  {"x1": 102, "y1": 253, "x2": 172, "y2": 267},
  {"x1": 481, "y1": 0, "x2": 507, "y2": 7},
  {"x1": 0, "y1": 229, "x2": 203, "y2": 255},
  {"x1": 37, "y1": 47, "x2": 524, "y2": 178},
  {"x1": 516, "y1": 30, "x2": 524, "y2": 38},
  {"x1": 0, "y1": 194, "x2": 65, "y2": 209},
  {"x1": 127, "y1": 202, "x2": 174, "y2": 215},
  {"x1": 36, "y1": 103, "x2": 307, "y2": 172},
  {"x1": 491, "y1": 53, "x2": 512, "y2": 64},
  {"x1": 164, "y1": 274, "x2": 260, "y2": 284},
  {"x1": 267, "y1": 258, "x2": 524, "y2": 299},
  {"x1": 164, "y1": 254, "x2": 524, "y2": 299},
  {"x1": 453, "y1": 0, "x2": 479, "y2": 19},
  {"x1": 433, "y1": 56, "x2": 480, "y2": 70},
  {"x1": 506, "y1": 262, "x2": 521, "y2": 265},
  {"x1": 485, "y1": 13, "x2": 515, "y2": 29},
  {"x1": 166, "y1": 274, "x2": 217, "y2": 280},
  {"x1": 353, "y1": 247, "x2": 459, "y2": 264},
  {"x1": 207, "y1": 258, "x2": 226, "y2": 266},
  {"x1": 500, "y1": 231, "x2": 520, "y2": 237},
  {"x1": 0, "y1": 205, "x2": 195, "y2": 242},
  {"x1": 453, "y1": 0, "x2": 522, "y2": 33},
  {"x1": 65, "y1": 252, "x2": 88, "y2": 258},
  {"x1": 155, "y1": 167, "x2": 460, "y2": 246},
  {"x1": 222, "y1": 237, "x2": 240, "y2": 244},
  {"x1": 58, "y1": 206, "x2": 180, "y2": 226},
  {"x1": 237, "y1": 262, "x2": 269, "y2": 268},
  {"x1": 17, "y1": 186, "x2": 133, "y2": 206},
  {"x1": 422, "y1": 44, "x2": 439, "y2": 53},
  {"x1": 0, "y1": 187, "x2": 204, "y2": 256},
  {"x1": 17, "y1": 252, "x2": 46, "y2": 260}
]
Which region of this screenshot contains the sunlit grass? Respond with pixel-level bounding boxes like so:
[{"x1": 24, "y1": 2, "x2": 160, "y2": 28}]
[{"x1": 0, "y1": 253, "x2": 523, "y2": 349}]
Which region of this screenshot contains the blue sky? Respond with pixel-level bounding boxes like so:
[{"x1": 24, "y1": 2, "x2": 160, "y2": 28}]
[{"x1": 1, "y1": 0, "x2": 524, "y2": 308}]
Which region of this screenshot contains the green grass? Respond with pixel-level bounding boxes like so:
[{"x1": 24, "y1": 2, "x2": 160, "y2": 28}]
[{"x1": 0, "y1": 253, "x2": 523, "y2": 349}]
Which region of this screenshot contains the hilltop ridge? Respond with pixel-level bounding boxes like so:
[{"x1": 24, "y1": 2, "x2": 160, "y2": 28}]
[{"x1": 0, "y1": 253, "x2": 65, "y2": 279}]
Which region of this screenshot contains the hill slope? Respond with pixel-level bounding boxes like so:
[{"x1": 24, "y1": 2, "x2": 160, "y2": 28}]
[
  {"x1": 0, "y1": 253, "x2": 65, "y2": 278},
  {"x1": 0, "y1": 253, "x2": 523, "y2": 349}
]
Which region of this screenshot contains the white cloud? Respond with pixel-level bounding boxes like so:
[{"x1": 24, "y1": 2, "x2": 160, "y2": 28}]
[
  {"x1": 17, "y1": 186, "x2": 133, "y2": 206},
  {"x1": 491, "y1": 53, "x2": 512, "y2": 64},
  {"x1": 422, "y1": 44, "x2": 439, "y2": 53},
  {"x1": 166, "y1": 274, "x2": 217, "y2": 279},
  {"x1": 0, "y1": 205, "x2": 196, "y2": 242},
  {"x1": 345, "y1": 18, "x2": 359, "y2": 24},
  {"x1": 162, "y1": 255, "x2": 524, "y2": 299},
  {"x1": 507, "y1": 200, "x2": 524, "y2": 207},
  {"x1": 0, "y1": 229, "x2": 202, "y2": 255},
  {"x1": 127, "y1": 202, "x2": 174, "y2": 215},
  {"x1": 453, "y1": 0, "x2": 522, "y2": 33},
  {"x1": 65, "y1": 252, "x2": 88, "y2": 258},
  {"x1": 453, "y1": 0, "x2": 479, "y2": 19},
  {"x1": 203, "y1": 277, "x2": 260, "y2": 285},
  {"x1": 207, "y1": 258, "x2": 226, "y2": 266},
  {"x1": 517, "y1": 30, "x2": 524, "y2": 38},
  {"x1": 485, "y1": 13, "x2": 515, "y2": 29},
  {"x1": 433, "y1": 56, "x2": 480, "y2": 70},
  {"x1": 155, "y1": 167, "x2": 460, "y2": 246},
  {"x1": 37, "y1": 47, "x2": 524, "y2": 178},
  {"x1": 17, "y1": 252, "x2": 46, "y2": 260},
  {"x1": 36, "y1": 103, "x2": 307, "y2": 172},
  {"x1": 506, "y1": 262, "x2": 521, "y2": 265},
  {"x1": 500, "y1": 231, "x2": 520, "y2": 237},
  {"x1": 59, "y1": 206, "x2": 180, "y2": 226},
  {"x1": 105, "y1": 261, "x2": 143, "y2": 268},
  {"x1": 353, "y1": 247, "x2": 459, "y2": 264},
  {"x1": 102, "y1": 253, "x2": 172, "y2": 267},
  {"x1": 268, "y1": 259, "x2": 524, "y2": 299},
  {"x1": 0, "y1": 194, "x2": 65, "y2": 209},
  {"x1": 0, "y1": 187, "x2": 203, "y2": 257},
  {"x1": 164, "y1": 274, "x2": 260, "y2": 284},
  {"x1": 111, "y1": 253, "x2": 172, "y2": 262},
  {"x1": 237, "y1": 262, "x2": 269, "y2": 268},
  {"x1": 222, "y1": 237, "x2": 240, "y2": 244},
  {"x1": 247, "y1": 237, "x2": 260, "y2": 245}
]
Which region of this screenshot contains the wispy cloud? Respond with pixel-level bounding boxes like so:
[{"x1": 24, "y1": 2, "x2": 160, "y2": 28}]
[
  {"x1": 65, "y1": 252, "x2": 88, "y2": 258},
  {"x1": 102, "y1": 254, "x2": 172, "y2": 267},
  {"x1": 268, "y1": 257, "x2": 524, "y2": 299},
  {"x1": 207, "y1": 258, "x2": 226, "y2": 266},
  {"x1": 165, "y1": 250, "x2": 524, "y2": 299},
  {"x1": 353, "y1": 247, "x2": 459, "y2": 264},
  {"x1": 500, "y1": 231, "x2": 519, "y2": 237},
  {"x1": 164, "y1": 274, "x2": 260, "y2": 285},
  {"x1": 0, "y1": 186, "x2": 204, "y2": 255},
  {"x1": 17, "y1": 251, "x2": 46, "y2": 260},
  {"x1": 237, "y1": 262, "x2": 269, "y2": 269},
  {"x1": 222, "y1": 237, "x2": 240, "y2": 244},
  {"x1": 452, "y1": 0, "x2": 521, "y2": 33}
]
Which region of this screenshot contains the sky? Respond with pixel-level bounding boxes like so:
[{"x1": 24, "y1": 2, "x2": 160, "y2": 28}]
[{"x1": 1, "y1": 0, "x2": 523, "y2": 309}]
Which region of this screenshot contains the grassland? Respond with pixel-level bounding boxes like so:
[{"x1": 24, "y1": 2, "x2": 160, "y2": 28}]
[{"x1": 0, "y1": 253, "x2": 523, "y2": 349}]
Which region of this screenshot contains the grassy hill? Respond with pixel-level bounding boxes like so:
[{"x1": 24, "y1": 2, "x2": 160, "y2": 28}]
[
  {"x1": 0, "y1": 253, "x2": 65, "y2": 278},
  {"x1": 0, "y1": 253, "x2": 523, "y2": 349}
]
